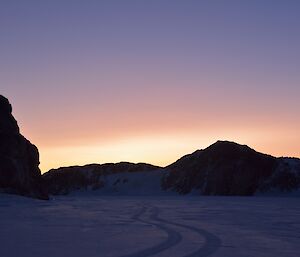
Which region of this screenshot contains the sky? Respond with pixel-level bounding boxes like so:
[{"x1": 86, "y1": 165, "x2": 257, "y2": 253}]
[{"x1": 1, "y1": 0, "x2": 300, "y2": 173}]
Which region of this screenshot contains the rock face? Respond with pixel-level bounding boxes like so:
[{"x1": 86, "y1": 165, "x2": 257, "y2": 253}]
[
  {"x1": 0, "y1": 95, "x2": 48, "y2": 199},
  {"x1": 259, "y1": 157, "x2": 300, "y2": 193},
  {"x1": 162, "y1": 141, "x2": 281, "y2": 195}
]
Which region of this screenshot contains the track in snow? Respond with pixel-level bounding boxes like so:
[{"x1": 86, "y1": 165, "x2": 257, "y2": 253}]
[
  {"x1": 155, "y1": 209, "x2": 222, "y2": 257},
  {"x1": 120, "y1": 204, "x2": 221, "y2": 257},
  {"x1": 121, "y1": 206, "x2": 182, "y2": 257}
]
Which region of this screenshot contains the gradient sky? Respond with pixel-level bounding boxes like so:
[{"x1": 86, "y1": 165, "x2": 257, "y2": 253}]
[{"x1": 1, "y1": 0, "x2": 300, "y2": 172}]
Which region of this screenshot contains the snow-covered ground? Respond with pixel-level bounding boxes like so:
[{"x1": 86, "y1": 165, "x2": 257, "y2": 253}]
[{"x1": 0, "y1": 194, "x2": 299, "y2": 257}]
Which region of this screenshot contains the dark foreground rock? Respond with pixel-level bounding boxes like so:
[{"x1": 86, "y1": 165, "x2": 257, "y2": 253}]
[{"x1": 0, "y1": 95, "x2": 48, "y2": 199}]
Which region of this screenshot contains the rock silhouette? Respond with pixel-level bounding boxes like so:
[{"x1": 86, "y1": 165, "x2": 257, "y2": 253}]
[
  {"x1": 162, "y1": 141, "x2": 300, "y2": 195},
  {"x1": 0, "y1": 95, "x2": 48, "y2": 199},
  {"x1": 162, "y1": 141, "x2": 278, "y2": 195}
]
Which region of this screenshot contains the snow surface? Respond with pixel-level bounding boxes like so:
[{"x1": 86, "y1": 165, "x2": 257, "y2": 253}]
[
  {"x1": 0, "y1": 194, "x2": 300, "y2": 257},
  {"x1": 91, "y1": 170, "x2": 167, "y2": 195}
]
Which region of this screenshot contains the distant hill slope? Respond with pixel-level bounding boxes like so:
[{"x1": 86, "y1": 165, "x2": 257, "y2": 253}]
[
  {"x1": 43, "y1": 162, "x2": 162, "y2": 195},
  {"x1": 0, "y1": 95, "x2": 48, "y2": 200},
  {"x1": 42, "y1": 141, "x2": 300, "y2": 196}
]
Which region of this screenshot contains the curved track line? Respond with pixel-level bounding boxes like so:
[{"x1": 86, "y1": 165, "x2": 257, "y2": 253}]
[
  {"x1": 154, "y1": 209, "x2": 222, "y2": 257},
  {"x1": 131, "y1": 205, "x2": 147, "y2": 220},
  {"x1": 120, "y1": 206, "x2": 182, "y2": 257}
]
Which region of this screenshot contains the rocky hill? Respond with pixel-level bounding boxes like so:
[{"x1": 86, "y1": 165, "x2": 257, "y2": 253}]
[
  {"x1": 0, "y1": 95, "x2": 48, "y2": 199},
  {"x1": 43, "y1": 141, "x2": 300, "y2": 196},
  {"x1": 162, "y1": 141, "x2": 285, "y2": 195}
]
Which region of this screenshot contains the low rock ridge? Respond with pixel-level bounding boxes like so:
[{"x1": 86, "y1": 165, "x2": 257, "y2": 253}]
[{"x1": 43, "y1": 162, "x2": 161, "y2": 195}]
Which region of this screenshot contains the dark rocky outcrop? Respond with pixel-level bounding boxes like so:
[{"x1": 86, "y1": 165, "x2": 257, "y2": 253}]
[
  {"x1": 162, "y1": 141, "x2": 291, "y2": 196},
  {"x1": 0, "y1": 95, "x2": 48, "y2": 199},
  {"x1": 43, "y1": 162, "x2": 161, "y2": 195},
  {"x1": 258, "y1": 157, "x2": 300, "y2": 193}
]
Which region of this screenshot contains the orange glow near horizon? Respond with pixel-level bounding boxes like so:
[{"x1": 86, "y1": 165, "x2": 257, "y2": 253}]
[
  {"x1": 11, "y1": 82, "x2": 300, "y2": 173},
  {"x1": 2, "y1": 2, "x2": 300, "y2": 173},
  {"x1": 28, "y1": 125, "x2": 300, "y2": 173}
]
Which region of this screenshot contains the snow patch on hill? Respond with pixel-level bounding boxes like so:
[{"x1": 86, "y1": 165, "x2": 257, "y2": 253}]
[{"x1": 85, "y1": 170, "x2": 168, "y2": 196}]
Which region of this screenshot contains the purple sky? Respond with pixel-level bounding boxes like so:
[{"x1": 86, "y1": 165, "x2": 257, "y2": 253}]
[{"x1": 1, "y1": 1, "x2": 300, "y2": 172}]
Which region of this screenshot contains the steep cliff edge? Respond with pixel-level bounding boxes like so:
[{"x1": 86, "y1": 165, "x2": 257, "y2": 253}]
[{"x1": 0, "y1": 95, "x2": 48, "y2": 199}]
